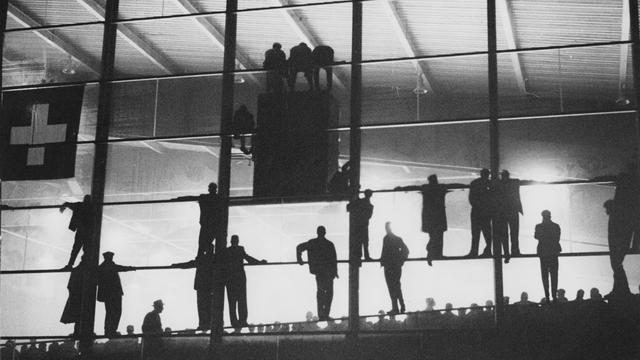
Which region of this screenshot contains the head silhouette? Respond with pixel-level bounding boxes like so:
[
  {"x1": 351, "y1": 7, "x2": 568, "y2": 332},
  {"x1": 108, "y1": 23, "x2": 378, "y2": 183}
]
[
  {"x1": 317, "y1": 226, "x2": 326, "y2": 237},
  {"x1": 428, "y1": 174, "x2": 438, "y2": 184},
  {"x1": 520, "y1": 292, "x2": 528, "y2": 302},
  {"x1": 541, "y1": 210, "x2": 551, "y2": 221},
  {"x1": 480, "y1": 168, "x2": 490, "y2": 179},
  {"x1": 83, "y1": 195, "x2": 91, "y2": 203},
  {"x1": 126, "y1": 325, "x2": 134, "y2": 335},
  {"x1": 273, "y1": 42, "x2": 282, "y2": 50},
  {"x1": 364, "y1": 189, "x2": 373, "y2": 199},
  {"x1": 153, "y1": 299, "x2": 164, "y2": 313},
  {"x1": 576, "y1": 289, "x2": 585, "y2": 300},
  {"x1": 384, "y1": 221, "x2": 393, "y2": 235},
  {"x1": 231, "y1": 235, "x2": 239, "y2": 246},
  {"x1": 501, "y1": 170, "x2": 510, "y2": 180},
  {"x1": 208, "y1": 182, "x2": 218, "y2": 194},
  {"x1": 102, "y1": 251, "x2": 114, "y2": 261}
]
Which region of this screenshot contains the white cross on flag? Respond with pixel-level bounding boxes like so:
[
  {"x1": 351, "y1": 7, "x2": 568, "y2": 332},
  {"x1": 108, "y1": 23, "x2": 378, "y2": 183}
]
[{"x1": 1, "y1": 86, "x2": 84, "y2": 180}]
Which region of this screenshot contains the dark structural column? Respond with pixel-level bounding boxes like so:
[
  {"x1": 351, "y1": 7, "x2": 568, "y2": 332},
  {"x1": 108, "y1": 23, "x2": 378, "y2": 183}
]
[
  {"x1": 630, "y1": 0, "x2": 640, "y2": 169},
  {"x1": 210, "y1": 0, "x2": 237, "y2": 347},
  {"x1": 0, "y1": 0, "x2": 8, "y2": 221},
  {"x1": 348, "y1": 0, "x2": 363, "y2": 338},
  {"x1": 487, "y1": 0, "x2": 505, "y2": 330},
  {"x1": 79, "y1": 0, "x2": 119, "y2": 354}
]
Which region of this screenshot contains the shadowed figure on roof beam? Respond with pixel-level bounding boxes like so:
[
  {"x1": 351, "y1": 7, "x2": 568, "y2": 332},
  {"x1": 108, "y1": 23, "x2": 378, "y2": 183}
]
[
  {"x1": 467, "y1": 168, "x2": 493, "y2": 257},
  {"x1": 264, "y1": 42, "x2": 287, "y2": 94},
  {"x1": 396, "y1": 174, "x2": 466, "y2": 266},
  {"x1": 226, "y1": 235, "x2": 267, "y2": 331},
  {"x1": 232, "y1": 104, "x2": 254, "y2": 156},
  {"x1": 380, "y1": 222, "x2": 409, "y2": 315},
  {"x1": 142, "y1": 299, "x2": 164, "y2": 360},
  {"x1": 97, "y1": 251, "x2": 136, "y2": 337},
  {"x1": 534, "y1": 210, "x2": 561, "y2": 303},
  {"x1": 288, "y1": 42, "x2": 313, "y2": 92},
  {"x1": 174, "y1": 183, "x2": 223, "y2": 256},
  {"x1": 60, "y1": 255, "x2": 92, "y2": 337},
  {"x1": 59, "y1": 195, "x2": 94, "y2": 270},
  {"x1": 347, "y1": 188, "x2": 374, "y2": 262},
  {"x1": 594, "y1": 163, "x2": 640, "y2": 298},
  {"x1": 171, "y1": 244, "x2": 216, "y2": 331},
  {"x1": 297, "y1": 226, "x2": 338, "y2": 321},
  {"x1": 311, "y1": 45, "x2": 334, "y2": 91},
  {"x1": 328, "y1": 161, "x2": 352, "y2": 194}
]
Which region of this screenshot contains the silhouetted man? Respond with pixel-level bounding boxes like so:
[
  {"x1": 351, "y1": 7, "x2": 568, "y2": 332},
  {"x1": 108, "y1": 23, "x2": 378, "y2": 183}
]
[
  {"x1": 142, "y1": 300, "x2": 163, "y2": 360},
  {"x1": 534, "y1": 210, "x2": 561, "y2": 303},
  {"x1": 60, "y1": 195, "x2": 94, "y2": 269},
  {"x1": 288, "y1": 42, "x2": 313, "y2": 92},
  {"x1": 604, "y1": 199, "x2": 633, "y2": 297},
  {"x1": 174, "y1": 183, "x2": 223, "y2": 257},
  {"x1": 60, "y1": 256, "x2": 91, "y2": 337},
  {"x1": 311, "y1": 45, "x2": 334, "y2": 90},
  {"x1": 232, "y1": 105, "x2": 254, "y2": 155},
  {"x1": 468, "y1": 169, "x2": 493, "y2": 257},
  {"x1": 347, "y1": 189, "x2": 374, "y2": 261},
  {"x1": 297, "y1": 226, "x2": 338, "y2": 320},
  {"x1": 380, "y1": 222, "x2": 409, "y2": 314},
  {"x1": 264, "y1": 42, "x2": 287, "y2": 93},
  {"x1": 97, "y1": 251, "x2": 136, "y2": 337},
  {"x1": 172, "y1": 245, "x2": 216, "y2": 331},
  {"x1": 226, "y1": 235, "x2": 266, "y2": 330},
  {"x1": 494, "y1": 170, "x2": 531, "y2": 263},
  {"x1": 396, "y1": 175, "x2": 465, "y2": 265},
  {"x1": 328, "y1": 161, "x2": 352, "y2": 194}
]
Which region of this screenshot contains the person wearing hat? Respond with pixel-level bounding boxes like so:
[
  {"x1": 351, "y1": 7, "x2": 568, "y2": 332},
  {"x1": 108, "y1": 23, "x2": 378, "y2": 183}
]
[
  {"x1": 97, "y1": 251, "x2": 136, "y2": 337},
  {"x1": 142, "y1": 299, "x2": 164, "y2": 360},
  {"x1": 534, "y1": 210, "x2": 562, "y2": 303}
]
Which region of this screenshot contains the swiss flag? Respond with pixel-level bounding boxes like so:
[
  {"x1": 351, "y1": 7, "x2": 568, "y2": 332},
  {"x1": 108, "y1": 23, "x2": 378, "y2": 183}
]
[{"x1": 1, "y1": 86, "x2": 84, "y2": 180}]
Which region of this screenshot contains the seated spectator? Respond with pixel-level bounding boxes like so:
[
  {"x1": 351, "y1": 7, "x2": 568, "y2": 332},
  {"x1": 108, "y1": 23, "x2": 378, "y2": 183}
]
[
  {"x1": 573, "y1": 289, "x2": 585, "y2": 303},
  {"x1": 1, "y1": 340, "x2": 19, "y2": 360},
  {"x1": 515, "y1": 292, "x2": 536, "y2": 306},
  {"x1": 589, "y1": 287, "x2": 603, "y2": 302},
  {"x1": 556, "y1": 288, "x2": 569, "y2": 303}
]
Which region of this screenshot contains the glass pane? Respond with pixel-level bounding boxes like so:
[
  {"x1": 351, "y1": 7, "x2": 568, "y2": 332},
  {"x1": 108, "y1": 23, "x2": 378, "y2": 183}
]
[
  {"x1": 362, "y1": 56, "x2": 488, "y2": 125},
  {"x1": 114, "y1": 15, "x2": 225, "y2": 78},
  {"x1": 1, "y1": 208, "x2": 89, "y2": 271},
  {"x1": 360, "y1": 122, "x2": 490, "y2": 190},
  {"x1": 3, "y1": 24, "x2": 104, "y2": 87},
  {"x1": 104, "y1": 138, "x2": 220, "y2": 202},
  {"x1": 0, "y1": 273, "x2": 73, "y2": 336},
  {"x1": 1, "y1": 144, "x2": 95, "y2": 207},
  {"x1": 499, "y1": 113, "x2": 636, "y2": 180},
  {"x1": 497, "y1": 0, "x2": 624, "y2": 51},
  {"x1": 110, "y1": 76, "x2": 222, "y2": 139},
  {"x1": 118, "y1": 0, "x2": 225, "y2": 19},
  {"x1": 7, "y1": 0, "x2": 103, "y2": 28},
  {"x1": 363, "y1": 0, "x2": 487, "y2": 61},
  {"x1": 499, "y1": 45, "x2": 635, "y2": 117}
]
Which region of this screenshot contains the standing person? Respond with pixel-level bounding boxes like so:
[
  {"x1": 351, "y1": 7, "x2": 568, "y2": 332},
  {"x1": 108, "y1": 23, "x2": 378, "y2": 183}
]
[
  {"x1": 97, "y1": 251, "x2": 136, "y2": 337},
  {"x1": 174, "y1": 183, "x2": 223, "y2": 257},
  {"x1": 288, "y1": 42, "x2": 313, "y2": 92},
  {"x1": 311, "y1": 45, "x2": 334, "y2": 90},
  {"x1": 296, "y1": 226, "x2": 338, "y2": 320},
  {"x1": 232, "y1": 105, "x2": 255, "y2": 155},
  {"x1": 226, "y1": 235, "x2": 267, "y2": 331},
  {"x1": 494, "y1": 170, "x2": 534, "y2": 263},
  {"x1": 604, "y1": 199, "x2": 633, "y2": 298},
  {"x1": 263, "y1": 42, "x2": 287, "y2": 93},
  {"x1": 534, "y1": 210, "x2": 561, "y2": 303},
  {"x1": 171, "y1": 245, "x2": 216, "y2": 331},
  {"x1": 142, "y1": 300, "x2": 164, "y2": 360},
  {"x1": 59, "y1": 195, "x2": 94, "y2": 269},
  {"x1": 396, "y1": 175, "x2": 466, "y2": 265},
  {"x1": 380, "y1": 222, "x2": 409, "y2": 314},
  {"x1": 60, "y1": 255, "x2": 91, "y2": 337},
  {"x1": 467, "y1": 169, "x2": 493, "y2": 257},
  {"x1": 346, "y1": 189, "x2": 374, "y2": 261}
]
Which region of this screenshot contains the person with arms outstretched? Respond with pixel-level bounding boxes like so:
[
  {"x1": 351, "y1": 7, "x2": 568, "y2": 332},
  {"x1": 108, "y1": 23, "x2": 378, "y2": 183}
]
[
  {"x1": 97, "y1": 251, "x2": 136, "y2": 337},
  {"x1": 174, "y1": 183, "x2": 223, "y2": 256},
  {"x1": 60, "y1": 195, "x2": 94, "y2": 269},
  {"x1": 396, "y1": 175, "x2": 466, "y2": 265},
  {"x1": 296, "y1": 226, "x2": 338, "y2": 320}
]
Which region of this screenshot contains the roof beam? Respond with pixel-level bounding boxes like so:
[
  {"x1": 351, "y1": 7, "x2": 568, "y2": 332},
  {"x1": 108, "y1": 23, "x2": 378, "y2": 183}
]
[
  {"x1": 269, "y1": 0, "x2": 347, "y2": 92},
  {"x1": 497, "y1": 0, "x2": 527, "y2": 94},
  {"x1": 379, "y1": 0, "x2": 433, "y2": 93},
  {"x1": 7, "y1": 3, "x2": 101, "y2": 75},
  {"x1": 618, "y1": 0, "x2": 630, "y2": 94},
  {"x1": 169, "y1": 0, "x2": 259, "y2": 85},
  {"x1": 74, "y1": 0, "x2": 180, "y2": 74}
]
